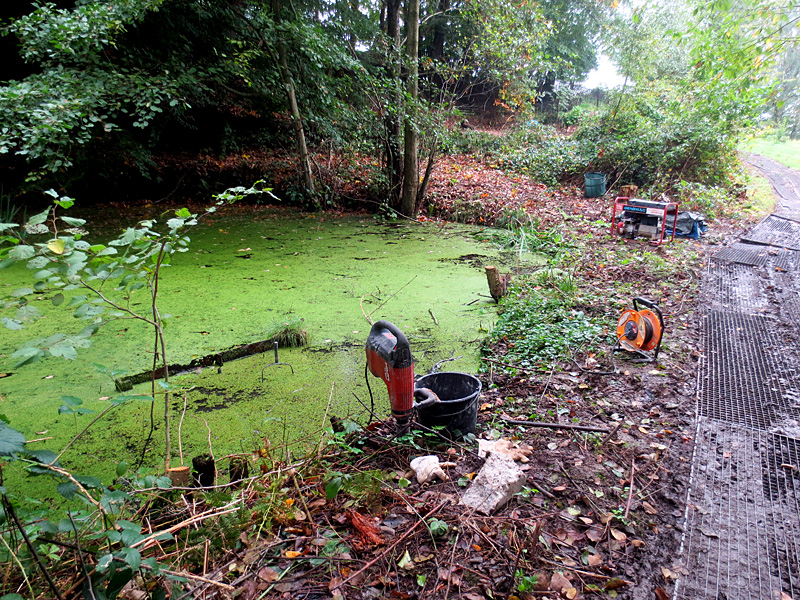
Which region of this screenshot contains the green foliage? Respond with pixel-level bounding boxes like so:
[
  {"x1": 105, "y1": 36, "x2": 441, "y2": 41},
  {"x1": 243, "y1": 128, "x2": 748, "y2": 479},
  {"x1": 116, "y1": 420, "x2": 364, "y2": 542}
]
[
  {"x1": 484, "y1": 216, "x2": 570, "y2": 259},
  {"x1": 485, "y1": 277, "x2": 604, "y2": 369},
  {"x1": 672, "y1": 180, "x2": 735, "y2": 220},
  {"x1": 499, "y1": 118, "x2": 592, "y2": 185},
  {"x1": 574, "y1": 85, "x2": 739, "y2": 188},
  {"x1": 516, "y1": 569, "x2": 540, "y2": 592},
  {"x1": 427, "y1": 517, "x2": 449, "y2": 537}
]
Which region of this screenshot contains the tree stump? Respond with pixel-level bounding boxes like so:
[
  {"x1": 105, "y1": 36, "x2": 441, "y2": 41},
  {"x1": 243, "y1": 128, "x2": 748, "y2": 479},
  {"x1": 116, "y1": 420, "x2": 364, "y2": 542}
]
[
  {"x1": 167, "y1": 466, "x2": 191, "y2": 487},
  {"x1": 192, "y1": 454, "x2": 216, "y2": 487},
  {"x1": 619, "y1": 185, "x2": 638, "y2": 199},
  {"x1": 228, "y1": 457, "x2": 249, "y2": 487},
  {"x1": 485, "y1": 266, "x2": 510, "y2": 303}
]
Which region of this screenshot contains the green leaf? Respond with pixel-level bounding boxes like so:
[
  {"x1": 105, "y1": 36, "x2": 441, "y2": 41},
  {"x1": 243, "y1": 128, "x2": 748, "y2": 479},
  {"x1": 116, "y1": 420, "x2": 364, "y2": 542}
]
[
  {"x1": 1, "y1": 317, "x2": 24, "y2": 330},
  {"x1": 116, "y1": 460, "x2": 128, "y2": 476},
  {"x1": 0, "y1": 423, "x2": 26, "y2": 455},
  {"x1": 51, "y1": 292, "x2": 65, "y2": 306},
  {"x1": 60, "y1": 216, "x2": 86, "y2": 227},
  {"x1": 11, "y1": 346, "x2": 42, "y2": 367},
  {"x1": 57, "y1": 482, "x2": 79, "y2": 499},
  {"x1": 175, "y1": 207, "x2": 192, "y2": 218},
  {"x1": 8, "y1": 245, "x2": 35, "y2": 260}
]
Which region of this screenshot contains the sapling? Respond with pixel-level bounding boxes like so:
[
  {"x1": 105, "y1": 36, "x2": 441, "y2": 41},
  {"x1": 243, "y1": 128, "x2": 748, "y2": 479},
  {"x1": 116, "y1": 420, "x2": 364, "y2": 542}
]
[{"x1": 0, "y1": 183, "x2": 268, "y2": 472}]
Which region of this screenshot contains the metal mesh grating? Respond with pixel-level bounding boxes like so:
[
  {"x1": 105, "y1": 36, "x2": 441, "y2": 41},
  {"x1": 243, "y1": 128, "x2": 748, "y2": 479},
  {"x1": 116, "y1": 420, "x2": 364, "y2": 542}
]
[
  {"x1": 772, "y1": 267, "x2": 800, "y2": 331},
  {"x1": 699, "y1": 311, "x2": 800, "y2": 430},
  {"x1": 704, "y1": 262, "x2": 770, "y2": 314},
  {"x1": 675, "y1": 420, "x2": 800, "y2": 600},
  {"x1": 712, "y1": 242, "x2": 770, "y2": 266},
  {"x1": 771, "y1": 249, "x2": 798, "y2": 272},
  {"x1": 742, "y1": 214, "x2": 800, "y2": 250}
]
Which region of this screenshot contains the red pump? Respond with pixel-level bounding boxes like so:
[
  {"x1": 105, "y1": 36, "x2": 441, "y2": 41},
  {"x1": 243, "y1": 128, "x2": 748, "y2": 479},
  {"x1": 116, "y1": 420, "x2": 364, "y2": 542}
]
[{"x1": 365, "y1": 320, "x2": 416, "y2": 425}]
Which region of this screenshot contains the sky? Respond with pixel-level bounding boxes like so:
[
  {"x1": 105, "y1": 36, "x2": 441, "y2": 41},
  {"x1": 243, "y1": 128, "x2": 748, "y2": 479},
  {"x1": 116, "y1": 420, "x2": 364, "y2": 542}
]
[{"x1": 582, "y1": 53, "x2": 628, "y2": 89}]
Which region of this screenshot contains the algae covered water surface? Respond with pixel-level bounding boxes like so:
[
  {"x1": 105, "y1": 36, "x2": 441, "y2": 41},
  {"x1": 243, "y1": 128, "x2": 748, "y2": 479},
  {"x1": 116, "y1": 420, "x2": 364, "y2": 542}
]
[{"x1": 0, "y1": 207, "x2": 531, "y2": 483}]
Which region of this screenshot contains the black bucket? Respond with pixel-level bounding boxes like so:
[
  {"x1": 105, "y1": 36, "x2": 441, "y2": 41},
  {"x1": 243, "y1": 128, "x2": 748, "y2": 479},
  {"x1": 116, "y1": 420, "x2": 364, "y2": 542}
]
[{"x1": 415, "y1": 372, "x2": 482, "y2": 439}]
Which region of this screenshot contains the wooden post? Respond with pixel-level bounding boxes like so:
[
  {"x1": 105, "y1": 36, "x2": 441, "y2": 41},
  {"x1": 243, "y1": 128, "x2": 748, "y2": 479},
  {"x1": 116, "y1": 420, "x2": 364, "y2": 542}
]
[{"x1": 485, "y1": 266, "x2": 510, "y2": 303}]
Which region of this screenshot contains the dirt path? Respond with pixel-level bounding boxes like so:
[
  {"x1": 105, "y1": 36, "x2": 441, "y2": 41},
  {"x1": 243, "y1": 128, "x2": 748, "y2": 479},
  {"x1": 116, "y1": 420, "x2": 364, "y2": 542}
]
[
  {"x1": 746, "y1": 152, "x2": 800, "y2": 219},
  {"x1": 672, "y1": 156, "x2": 800, "y2": 599}
]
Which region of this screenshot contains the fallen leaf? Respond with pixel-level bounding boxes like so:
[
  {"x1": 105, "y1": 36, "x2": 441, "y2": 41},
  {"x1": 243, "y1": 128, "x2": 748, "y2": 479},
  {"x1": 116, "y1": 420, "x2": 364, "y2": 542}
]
[
  {"x1": 655, "y1": 588, "x2": 670, "y2": 600},
  {"x1": 604, "y1": 578, "x2": 627, "y2": 591},
  {"x1": 587, "y1": 553, "x2": 603, "y2": 567},
  {"x1": 550, "y1": 571, "x2": 572, "y2": 593},
  {"x1": 661, "y1": 567, "x2": 676, "y2": 580},
  {"x1": 257, "y1": 567, "x2": 279, "y2": 582},
  {"x1": 284, "y1": 550, "x2": 302, "y2": 558},
  {"x1": 643, "y1": 501, "x2": 658, "y2": 515},
  {"x1": 610, "y1": 528, "x2": 627, "y2": 541},
  {"x1": 399, "y1": 550, "x2": 414, "y2": 570},
  {"x1": 586, "y1": 528, "x2": 604, "y2": 542},
  {"x1": 631, "y1": 539, "x2": 646, "y2": 548}
]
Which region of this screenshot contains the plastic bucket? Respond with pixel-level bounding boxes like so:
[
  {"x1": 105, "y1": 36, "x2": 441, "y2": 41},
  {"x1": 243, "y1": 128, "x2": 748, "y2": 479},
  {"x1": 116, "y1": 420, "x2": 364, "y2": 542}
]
[
  {"x1": 584, "y1": 172, "x2": 607, "y2": 198},
  {"x1": 415, "y1": 372, "x2": 482, "y2": 439}
]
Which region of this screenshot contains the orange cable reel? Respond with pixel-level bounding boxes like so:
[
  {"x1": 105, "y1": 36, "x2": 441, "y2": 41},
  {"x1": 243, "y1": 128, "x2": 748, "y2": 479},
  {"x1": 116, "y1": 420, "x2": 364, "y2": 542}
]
[{"x1": 615, "y1": 298, "x2": 664, "y2": 361}]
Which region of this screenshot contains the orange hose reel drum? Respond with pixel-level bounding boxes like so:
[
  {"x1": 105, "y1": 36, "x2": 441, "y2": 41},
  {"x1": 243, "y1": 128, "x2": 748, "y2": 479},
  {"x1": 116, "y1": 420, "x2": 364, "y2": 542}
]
[{"x1": 616, "y1": 308, "x2": 662, "y2": 352}]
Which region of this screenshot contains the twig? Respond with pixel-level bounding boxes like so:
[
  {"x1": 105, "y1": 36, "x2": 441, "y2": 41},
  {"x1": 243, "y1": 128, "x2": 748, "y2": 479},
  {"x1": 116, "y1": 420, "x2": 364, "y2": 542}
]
[
  {"x1": 428, "y1": 308, "x2": 439, "y2": 325},
  {"x1": 200, "y1": 417, "x2": 216, "y2": 485},
  {"x1": 506, "y1": 527, "x2": 524, "y2": 600},
  {"x1": 333, "y1": 499, "x2": 449, "y2": 590},
  {"x1": 624, "y1": 458, "x2": 636, "y2": 522},
  {"x1": 178, "y1": 392, "x2": 188, "y2": 467},
  {"x1": 360, "y1": 294, "x2": 374, "y2": 325},
  {"x1": 368, "y1": 275, "x2": 417, "y2": 317},
  {"x1": 69, "y1": 510, "x2": 96, "y2": 600},
  {"x1": 537, "y1": 557, "x2": 633, "y2": 585},
  {"x1": 600, "y1": 422, "x2": 622, "y2": 447},
  {"x1": 132, "y1": 503, "x2": 241, "y2": 550},
  {"x1": 501, "y1": 417, "x2": 610, "y2": 433},
  {"x1": 444, "y1": 532, "x2": 459, "y2": 600},
  {"x1": 141, "y1": 563, "x2": 235, "y2": 591}
]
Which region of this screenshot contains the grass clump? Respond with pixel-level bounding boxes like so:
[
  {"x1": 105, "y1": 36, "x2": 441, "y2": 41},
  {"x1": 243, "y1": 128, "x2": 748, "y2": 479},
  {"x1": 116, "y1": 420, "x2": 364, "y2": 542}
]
[{"x1": 266, "y1": 317, "x2": 309, "y2": 347}]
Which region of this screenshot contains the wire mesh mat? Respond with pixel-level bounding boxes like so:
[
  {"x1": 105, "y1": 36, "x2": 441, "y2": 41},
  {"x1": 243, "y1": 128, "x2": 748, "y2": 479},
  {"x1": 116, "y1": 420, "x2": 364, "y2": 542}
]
[
  {"x1": 699, "y1": 310, "x2": 800, "y2": 431},
  {"x1": 741, "y1": 214, "x2": 800, "y2": 250},
  {"x1": 704, "y1": 262, "x2": 771, "y2": 314},
  {"x1": 675, "y1": 420, "x2": 800, "y2": 600},
  {"x1": 712, "y1": 242, "x2": 771, "y2": 266}
]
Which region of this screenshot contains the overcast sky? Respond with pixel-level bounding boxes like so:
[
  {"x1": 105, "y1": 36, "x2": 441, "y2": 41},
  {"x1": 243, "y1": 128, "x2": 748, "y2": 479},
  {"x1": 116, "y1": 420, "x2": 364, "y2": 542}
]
[{"x1": 582, "y1": 54, "x2": 627, "y2": 89}]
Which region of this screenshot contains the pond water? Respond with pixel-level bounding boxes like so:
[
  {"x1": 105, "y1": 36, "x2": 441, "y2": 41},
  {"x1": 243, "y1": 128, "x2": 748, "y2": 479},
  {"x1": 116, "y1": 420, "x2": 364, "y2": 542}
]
[{"x1": 0, "y1": 207, "x2": 540, "y2": 482}]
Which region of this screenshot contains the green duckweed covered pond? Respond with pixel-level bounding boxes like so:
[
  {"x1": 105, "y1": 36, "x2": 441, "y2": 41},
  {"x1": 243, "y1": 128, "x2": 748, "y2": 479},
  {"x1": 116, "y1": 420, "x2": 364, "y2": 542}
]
[{"x1": 0, "y1": 206, "x2": 543, "y2": 490}]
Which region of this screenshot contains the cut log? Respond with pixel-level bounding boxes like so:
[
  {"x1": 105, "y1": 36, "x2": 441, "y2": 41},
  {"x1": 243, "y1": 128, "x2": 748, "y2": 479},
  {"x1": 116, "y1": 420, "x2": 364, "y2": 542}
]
[
  {"x1": 619, "y1": 185, "x2": 638, "y2": 199},
  {"x1": 167, "y1": 466, "x2": 191, "y2": 487},
  {"x1": 192, "y1": 454, "x2": 216, "y2": 487},
  {"x1": 485, "y1": 266, "x2": 510, "y2": 303}
]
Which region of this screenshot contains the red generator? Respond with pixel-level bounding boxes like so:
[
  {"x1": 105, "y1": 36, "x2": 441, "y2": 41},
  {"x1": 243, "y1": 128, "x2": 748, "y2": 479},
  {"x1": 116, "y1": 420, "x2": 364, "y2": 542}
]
[{"x1": 610, "y1": 197, "x2": 679, "y2": 246}]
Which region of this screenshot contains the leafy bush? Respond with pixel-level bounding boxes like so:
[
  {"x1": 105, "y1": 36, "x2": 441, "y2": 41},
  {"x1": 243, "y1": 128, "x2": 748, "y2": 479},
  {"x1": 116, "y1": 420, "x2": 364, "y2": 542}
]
[
  {"x1": 672, "y1": 180, "x2": 736, "y2": 220},
  {"x1": 498, "y1": 118, "x2": 593, "y2": 185},
  {"x1": 574, "y1": 86, "x2": 739, "y2": 189},
  {"x1": 438, "y1": 127, "x2": 504, "y2": 155}
]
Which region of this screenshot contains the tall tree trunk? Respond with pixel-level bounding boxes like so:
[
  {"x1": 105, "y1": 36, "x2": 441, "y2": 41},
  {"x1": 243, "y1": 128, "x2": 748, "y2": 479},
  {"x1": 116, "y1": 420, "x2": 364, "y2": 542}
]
[
  {"x1": 400, "y1": 0, "x2": 420, "y2": 217},
  {"x1": 274, "y1": 0, "x2": 315, "y2": 197},
  {"x1": 384, "y1": 0, "x2": 403, "y2": 208}
]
